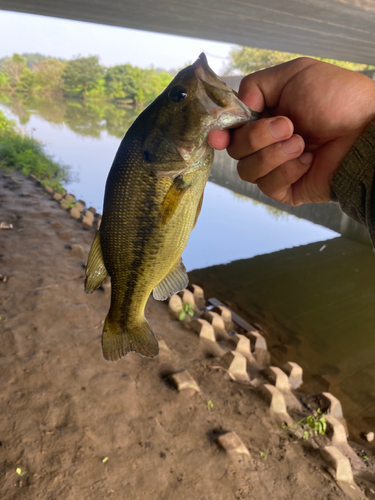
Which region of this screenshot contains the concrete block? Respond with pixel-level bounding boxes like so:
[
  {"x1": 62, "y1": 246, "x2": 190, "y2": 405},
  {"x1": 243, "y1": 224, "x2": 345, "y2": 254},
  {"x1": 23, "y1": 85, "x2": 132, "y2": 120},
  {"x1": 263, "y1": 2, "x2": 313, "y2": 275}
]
[
  {"x1": 263, "y1": 366, "x2": 291, "y2": 392},
  {"x1": 189, "y1": 319, "x2": 225, "y2": 357},
  {"x1": 325, "y1": 415, "x2": 347, "y2": 444},
  {"x1": 70, "y1": 207, "x2": 81, "y2": 219},
  {"x1": 168, "y1": 294, "x2": 183, "y2": 319},
  {"x1": 189, "y1": 319, "x2": 215, "y2": 341},
  {"x1": 320, "y1": 392, "x2": 343, "y2": 420},
  {"x1": 158, "y1": 340, "x2": 172, "y2": 358},
  {"x1": 75, "y1": 202, "x2": 84, "y2": 212},
  {"x1": 216, "y1": 431, "x2": 250, "y2": 457},
  {"x1": 212, "y1": 305, "x2": 234, "y2": 331},
  {"x1": 202, "y1": 311, "x2": 226, "y2": 331},
  {"x1": 65, "y1": 194, "x2": 75, "y2": 203},
  {"x1": 320, "y1": 446, "x2": 353, "y2": 483},
  {"x1": 44, "y1": 185, "x2": 53, "y2": 194},
  {"x1": 365, "y1": 431, "x2": 374, "y2": 442},
  {"x1": 259, "y1": 384, "x2": 293, "y2": 425},
  {"x1": 88, "y1": 206, "x2": 96, "y2": 214},
  {"x1": 246, "y1": 330, "x2": 267, "y2": 351},
  {"x1": 281, "y1": 361, "x2": 303, "y2": 389},
  {"x1": 231, "y1": 334, "x2": 251, "y2": 356},
  {"x1": 71, "y1": 244, "x2": 86, "y2": 260},
  {"x1": 187, "y1": 284, "x2": 205, "y2": 308},
  {"x1": 170, "y1": 370, "x2": 200, "y2": 394},
  {"x1": 82, "y1": 216, "x2": 93, "y2": 230},
  {"x1": 60, "y1": 199, "x2": 71, "y2": 210},
  {"x1": 84, "y1": 209, "x2": 95, "y2": 220},
  {"x1": 221, "y1": 351, "x2": 250, "y2": 381},
  {"x1": 178, "y1": 288, "x2": 196, "y2": 308},
  {"x1": 53, "y1": 192, "x2": 63, "y2": 201}
]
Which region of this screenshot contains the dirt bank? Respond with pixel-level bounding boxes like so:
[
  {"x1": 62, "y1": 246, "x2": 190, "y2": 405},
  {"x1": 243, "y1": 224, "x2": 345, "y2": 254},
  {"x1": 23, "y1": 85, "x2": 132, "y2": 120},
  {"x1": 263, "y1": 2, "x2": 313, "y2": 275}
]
[{"x1": 0, "y1": 171, "x2": 374, "y2": 499}]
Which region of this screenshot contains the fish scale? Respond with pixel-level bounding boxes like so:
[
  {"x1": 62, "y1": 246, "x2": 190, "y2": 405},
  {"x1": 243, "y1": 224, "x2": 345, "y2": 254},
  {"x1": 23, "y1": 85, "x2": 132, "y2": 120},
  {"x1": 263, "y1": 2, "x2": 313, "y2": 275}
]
[{"x1": 85, "y1": 53, "x2": 259, "y2": 361}]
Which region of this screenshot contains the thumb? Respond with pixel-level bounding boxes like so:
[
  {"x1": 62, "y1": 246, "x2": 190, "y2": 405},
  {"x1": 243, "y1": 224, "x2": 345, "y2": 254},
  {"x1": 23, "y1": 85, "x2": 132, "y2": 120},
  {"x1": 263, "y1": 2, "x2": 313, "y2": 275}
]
[{"x1": 238, "y1": 57, "x2": 318, "y2": 110}]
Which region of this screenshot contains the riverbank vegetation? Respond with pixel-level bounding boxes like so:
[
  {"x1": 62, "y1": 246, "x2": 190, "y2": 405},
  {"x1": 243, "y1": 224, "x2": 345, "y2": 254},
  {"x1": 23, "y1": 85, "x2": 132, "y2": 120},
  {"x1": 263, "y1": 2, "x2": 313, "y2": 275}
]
[
  {"x1": 0, "y1": 110, "x2": 69, "y2": 191},
  {"x1": 226, "y1": 46, "x2": 375, "y2": 74},
  {"x1": 0, "y1": 53, "x2": 174, "y2": 106}
]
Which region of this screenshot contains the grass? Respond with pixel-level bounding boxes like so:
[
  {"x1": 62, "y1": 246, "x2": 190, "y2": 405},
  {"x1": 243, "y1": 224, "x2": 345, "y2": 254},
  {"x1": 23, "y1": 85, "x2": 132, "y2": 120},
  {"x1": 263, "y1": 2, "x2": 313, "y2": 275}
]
[{"x1": 0, "y1": 110, "x2": 70, "y2": 192}]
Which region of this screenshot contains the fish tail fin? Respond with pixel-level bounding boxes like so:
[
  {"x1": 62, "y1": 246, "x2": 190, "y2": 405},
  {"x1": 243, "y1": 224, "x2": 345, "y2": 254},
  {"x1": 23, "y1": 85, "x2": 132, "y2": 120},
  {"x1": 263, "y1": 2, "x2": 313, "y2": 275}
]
[{"x1": 102, "y1": 315, "x2": 159, "y2": 361}]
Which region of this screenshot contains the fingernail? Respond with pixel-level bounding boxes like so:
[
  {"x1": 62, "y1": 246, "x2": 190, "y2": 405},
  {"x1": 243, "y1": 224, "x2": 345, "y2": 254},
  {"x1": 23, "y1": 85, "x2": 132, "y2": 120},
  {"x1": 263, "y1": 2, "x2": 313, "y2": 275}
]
[
  {"x1": 282, "y1": 136, "x2": 303, "y2": 155},
  {"x1": 299, "y1": 152, "x2": 314, "y2": 165},
  {"x1": 269, "y1": 117, "x2": 291, "y2": 139}
]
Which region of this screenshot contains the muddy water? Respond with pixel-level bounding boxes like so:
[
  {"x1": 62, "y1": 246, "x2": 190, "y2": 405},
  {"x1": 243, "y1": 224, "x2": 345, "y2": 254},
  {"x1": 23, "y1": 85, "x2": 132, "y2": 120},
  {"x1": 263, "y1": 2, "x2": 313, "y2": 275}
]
[{"x1": 2, "y1": 94, "x2": 374, "y2": 443}]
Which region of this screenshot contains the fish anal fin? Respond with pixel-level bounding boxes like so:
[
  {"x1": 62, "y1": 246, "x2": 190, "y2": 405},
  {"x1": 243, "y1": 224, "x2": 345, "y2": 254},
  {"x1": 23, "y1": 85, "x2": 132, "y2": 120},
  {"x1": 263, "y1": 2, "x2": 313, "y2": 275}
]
[
  {"x1": 159, "y1": 176, "x2": 191, "y2": 227},
  {"x1": 85, "y1": 230, "x2": 109, "y2": 294},
  {"x1": 102, "y1": 315, "x2": 159, "y2": 361},
  {"x1": 153, "y1": 259, "x2": 188, "y2": 301}
]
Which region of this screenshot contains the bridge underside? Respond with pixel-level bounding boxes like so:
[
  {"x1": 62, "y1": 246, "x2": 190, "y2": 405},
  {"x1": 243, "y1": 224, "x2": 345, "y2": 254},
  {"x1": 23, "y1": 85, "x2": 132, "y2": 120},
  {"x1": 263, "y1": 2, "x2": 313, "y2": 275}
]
[{"x1": 1, "y1": 0, "x2": 375, "y2": 64}]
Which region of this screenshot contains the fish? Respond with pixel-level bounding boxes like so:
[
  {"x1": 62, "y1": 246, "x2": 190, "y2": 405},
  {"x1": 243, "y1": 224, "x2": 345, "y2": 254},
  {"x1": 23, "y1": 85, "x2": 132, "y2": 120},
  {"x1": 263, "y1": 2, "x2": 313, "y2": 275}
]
[{"x1": 85, "y1": 53, "x2": 259, "y2": 362}]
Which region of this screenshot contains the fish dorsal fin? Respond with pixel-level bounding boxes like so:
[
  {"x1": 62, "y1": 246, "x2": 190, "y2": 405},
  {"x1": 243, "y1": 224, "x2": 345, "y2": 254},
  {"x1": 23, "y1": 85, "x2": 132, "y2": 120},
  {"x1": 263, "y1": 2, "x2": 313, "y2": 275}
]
[
  {"x1": 85, "y1": 230, "x2": 109, "y2": 294},
  {"x1": 153, "y1": 259, "x2": 188, "y2": 301},
  {"x1": 158, "y1": 176, "x2": 191, "y2": 227}
]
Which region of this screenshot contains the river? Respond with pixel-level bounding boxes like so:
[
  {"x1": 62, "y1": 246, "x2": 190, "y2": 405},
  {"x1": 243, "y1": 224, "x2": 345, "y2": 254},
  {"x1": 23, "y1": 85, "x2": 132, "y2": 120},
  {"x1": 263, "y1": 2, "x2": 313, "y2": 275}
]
[{"x1": 1, "y1": 93, "x2": 374, "y2": 444}]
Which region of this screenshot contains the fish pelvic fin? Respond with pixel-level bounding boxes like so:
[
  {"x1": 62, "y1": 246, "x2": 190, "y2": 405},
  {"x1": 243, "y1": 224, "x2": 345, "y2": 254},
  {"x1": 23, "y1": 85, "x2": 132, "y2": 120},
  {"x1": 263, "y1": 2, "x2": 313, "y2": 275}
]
[
  {"x1": 102, "y1": 315, "x2": 159, "y2": 361},
  {"x1": 85, "y1": 230, "x2": 108, "y2": 294},
  {"x1": 153, "y1": 258, "x2": 188, "y2": 301}
]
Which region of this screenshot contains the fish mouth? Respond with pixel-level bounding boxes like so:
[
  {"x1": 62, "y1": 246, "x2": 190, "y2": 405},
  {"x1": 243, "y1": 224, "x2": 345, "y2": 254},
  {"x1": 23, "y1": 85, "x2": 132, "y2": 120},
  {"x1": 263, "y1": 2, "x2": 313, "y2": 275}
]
[{"x1": 193, "y1": 52, "x2": 258, "y2": 128}]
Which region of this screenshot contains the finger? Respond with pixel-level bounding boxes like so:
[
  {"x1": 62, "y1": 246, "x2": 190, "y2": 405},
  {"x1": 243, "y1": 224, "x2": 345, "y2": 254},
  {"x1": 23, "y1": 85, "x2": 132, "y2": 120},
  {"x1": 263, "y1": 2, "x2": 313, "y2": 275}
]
[
  {"x1": 256, "y1": 158, "x2": 313, "y2": 206},
  {"x1": 239, "y1": 57, "x2": 319, "y2": 109},
  {"x1": 228, "y1": 116, "x2": 294, "y2": 160},
  {"x1": 237, "y1": 135, "x2": 305, "y2": 183},
  {"x1": 207, "y1": 129, "x2": 230, "y2": 150}
]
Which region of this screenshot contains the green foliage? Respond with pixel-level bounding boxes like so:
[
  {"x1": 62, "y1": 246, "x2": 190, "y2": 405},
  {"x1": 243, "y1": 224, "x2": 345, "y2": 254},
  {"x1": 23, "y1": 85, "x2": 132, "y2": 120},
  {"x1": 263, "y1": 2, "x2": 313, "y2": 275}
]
[
  {"x1": 33, "y1": 59, "x2": 65, "y2": 95},
  {"x1": 16, "y1": 68, "x2": 35, "y2": 93},
  {"x1": 62, "y1": 56, "x2": 104, "y2": 96},
  {"x1": 178, "y1": 302, "x2": 195, "y2": 321},
  {"x1": 0, "y1": 110, "x2": 69, "y2": 191},
  {"x1": 295, "y1": 408, "x2": 327, "y2": 440},
  {"x1": 259, "y1": 449, "x2": 269, "y2": 460},
  {"x1": 0, "y1": 71, "x2": 10, "y2": 90},
  {"x1": 105, "y1": 64, "x2": 172, "y2": 105},
  {"x1": 3, "y1": 53, "x2": 26, "y2": 87},
  {"x1": 226, "y1": 46, "x2": 375, "y2": 74},
  {"x1": 0, "y1": 52, "x2": 174, "y2": 107},
  {"x1": 207, "y1": 400, "x2": 214, "y2": 411}
]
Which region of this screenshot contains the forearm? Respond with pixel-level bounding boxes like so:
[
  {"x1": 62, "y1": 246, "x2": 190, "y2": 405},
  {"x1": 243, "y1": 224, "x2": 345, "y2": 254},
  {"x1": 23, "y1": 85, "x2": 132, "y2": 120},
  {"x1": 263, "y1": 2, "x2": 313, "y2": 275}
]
[{"x1": 331, "y1": 121, "x2": 375, "y2": 245}]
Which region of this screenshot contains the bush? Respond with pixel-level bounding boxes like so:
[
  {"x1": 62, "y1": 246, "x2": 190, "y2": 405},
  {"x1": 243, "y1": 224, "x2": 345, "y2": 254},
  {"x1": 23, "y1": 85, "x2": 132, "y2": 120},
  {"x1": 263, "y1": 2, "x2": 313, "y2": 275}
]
[{"x1": 0, "y1": 110, "x2": 70, "y2": 191}]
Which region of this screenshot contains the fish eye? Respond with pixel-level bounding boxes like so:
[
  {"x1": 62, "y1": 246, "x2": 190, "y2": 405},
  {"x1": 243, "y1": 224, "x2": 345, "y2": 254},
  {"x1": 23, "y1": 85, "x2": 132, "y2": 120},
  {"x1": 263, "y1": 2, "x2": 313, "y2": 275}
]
[{"x1": 169, "y1": 86, "x2": 188, "y2": 103}]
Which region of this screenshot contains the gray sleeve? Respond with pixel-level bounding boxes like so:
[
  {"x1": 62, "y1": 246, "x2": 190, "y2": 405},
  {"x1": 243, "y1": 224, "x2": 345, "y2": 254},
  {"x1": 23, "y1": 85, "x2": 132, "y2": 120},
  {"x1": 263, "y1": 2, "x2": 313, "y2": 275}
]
[{"x1": 331, "y1": 121, "x2": 375, "y2": 246}]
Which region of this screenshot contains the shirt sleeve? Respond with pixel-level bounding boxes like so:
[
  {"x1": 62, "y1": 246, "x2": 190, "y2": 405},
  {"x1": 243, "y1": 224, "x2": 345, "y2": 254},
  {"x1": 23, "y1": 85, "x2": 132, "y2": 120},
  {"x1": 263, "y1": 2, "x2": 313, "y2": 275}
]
[{"x1": 331, "y1": 121, "x2": 375, "y2": 246}]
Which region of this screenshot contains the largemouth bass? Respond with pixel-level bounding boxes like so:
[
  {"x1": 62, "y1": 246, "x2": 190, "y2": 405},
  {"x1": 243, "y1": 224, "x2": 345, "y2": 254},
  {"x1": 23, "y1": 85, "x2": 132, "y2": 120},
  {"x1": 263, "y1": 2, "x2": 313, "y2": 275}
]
[{"x1": 85, "y1": 53, "x2": 258, "y2": 361}]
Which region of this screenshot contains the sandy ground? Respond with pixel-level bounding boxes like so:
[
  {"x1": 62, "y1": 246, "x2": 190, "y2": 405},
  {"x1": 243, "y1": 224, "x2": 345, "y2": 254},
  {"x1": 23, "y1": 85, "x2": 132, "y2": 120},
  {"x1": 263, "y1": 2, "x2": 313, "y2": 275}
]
[{"x1": 1, "y1": 171, "x2": 374, "y2": 499}]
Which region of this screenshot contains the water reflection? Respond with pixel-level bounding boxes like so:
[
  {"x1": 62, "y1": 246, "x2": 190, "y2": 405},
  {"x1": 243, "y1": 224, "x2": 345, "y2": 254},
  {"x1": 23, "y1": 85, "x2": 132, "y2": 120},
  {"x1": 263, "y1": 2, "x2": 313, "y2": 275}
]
[{"x1": 189, "y1": 237, "x2": 375, "y2": 442}]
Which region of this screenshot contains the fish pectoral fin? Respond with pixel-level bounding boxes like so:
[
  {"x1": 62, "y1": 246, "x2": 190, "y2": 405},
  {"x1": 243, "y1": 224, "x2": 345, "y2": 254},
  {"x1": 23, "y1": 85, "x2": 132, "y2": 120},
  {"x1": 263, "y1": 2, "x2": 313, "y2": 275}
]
[
  {"x1": 158, "y1": 176, "x2": 191, "y2": 227},
  {"x1": 84, "y1": 230, "x2": 109, "y2": 294},
  {"x1": 153, "y1": 258, "x2": 189, "y2": 301},
  {"x1": 102, "y1": 315, "x2": 159, "y2": 361}
]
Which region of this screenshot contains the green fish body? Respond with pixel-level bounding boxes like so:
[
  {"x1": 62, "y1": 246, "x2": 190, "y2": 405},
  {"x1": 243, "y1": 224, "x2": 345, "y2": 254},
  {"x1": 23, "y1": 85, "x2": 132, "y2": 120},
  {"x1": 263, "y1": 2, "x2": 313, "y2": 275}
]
[{"x1": 85, "y1": 53, "x2": 258, "y2": 361}]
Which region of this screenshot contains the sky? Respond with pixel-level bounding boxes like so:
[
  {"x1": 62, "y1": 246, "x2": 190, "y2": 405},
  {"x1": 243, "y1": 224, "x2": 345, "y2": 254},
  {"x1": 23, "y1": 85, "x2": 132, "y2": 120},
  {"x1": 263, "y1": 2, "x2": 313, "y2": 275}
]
[{"x1": 0, "y1": 10, "x2": 234, "y2": 73}]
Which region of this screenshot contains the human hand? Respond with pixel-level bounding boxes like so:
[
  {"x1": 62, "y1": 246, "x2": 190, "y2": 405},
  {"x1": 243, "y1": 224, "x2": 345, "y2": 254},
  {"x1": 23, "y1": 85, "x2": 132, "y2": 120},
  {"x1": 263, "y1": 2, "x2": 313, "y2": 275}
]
[{"x1": 209, "y1": 58, "x2": 375, "y2": 205}]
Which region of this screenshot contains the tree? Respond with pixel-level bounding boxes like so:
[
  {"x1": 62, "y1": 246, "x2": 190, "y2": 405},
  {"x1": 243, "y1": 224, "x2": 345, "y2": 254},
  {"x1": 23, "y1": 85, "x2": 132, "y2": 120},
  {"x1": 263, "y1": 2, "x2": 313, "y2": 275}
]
[
  {"x1": 226, "y1": 46, "x2": 375, "y2": 74},
  {"x1": 16, "y1": 67, "x2": 35, "y2": 93},
  {"x1": 62, "y1": 56, "x2": 104, "y2": 96},
  {"x1": 33, "y1": 59, "x2": 65, "y2": 95},
  {"x1": 4, "y1": 54, "x2": 26, "y2": 87}
]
